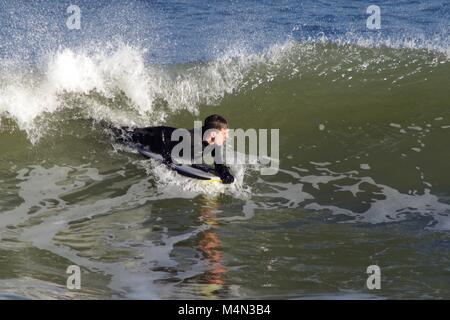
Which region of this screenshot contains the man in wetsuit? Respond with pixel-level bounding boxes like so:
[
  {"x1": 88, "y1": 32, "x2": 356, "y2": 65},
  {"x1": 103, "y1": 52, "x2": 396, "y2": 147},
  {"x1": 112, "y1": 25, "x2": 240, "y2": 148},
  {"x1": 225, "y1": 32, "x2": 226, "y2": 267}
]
[{"x1": 112, "y1": 114, "x2": 235, "y2": 184}]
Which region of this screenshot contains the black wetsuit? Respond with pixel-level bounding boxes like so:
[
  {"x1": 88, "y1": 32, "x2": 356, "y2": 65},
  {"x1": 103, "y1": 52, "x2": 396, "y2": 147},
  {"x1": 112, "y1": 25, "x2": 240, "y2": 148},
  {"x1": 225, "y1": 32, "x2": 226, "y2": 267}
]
[{"x1": 113, "y1": 126, "x2": 235, "y2": 184}]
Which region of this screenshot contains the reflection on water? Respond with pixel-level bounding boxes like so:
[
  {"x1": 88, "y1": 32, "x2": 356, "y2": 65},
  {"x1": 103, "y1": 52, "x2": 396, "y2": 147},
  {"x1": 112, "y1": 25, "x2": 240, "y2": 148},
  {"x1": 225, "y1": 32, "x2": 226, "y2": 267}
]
[{"x1": 198, "y1": 196, "x2": 227, "y2": 298}]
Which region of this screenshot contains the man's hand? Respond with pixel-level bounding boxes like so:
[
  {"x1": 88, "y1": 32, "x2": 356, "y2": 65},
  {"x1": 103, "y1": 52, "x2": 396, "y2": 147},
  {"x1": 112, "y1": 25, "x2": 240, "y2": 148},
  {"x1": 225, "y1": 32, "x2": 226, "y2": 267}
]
[
  {"x1": 215, "y1": 163, "x2": 235, "y2": 184},
  {"x1": 221, "y1": 172, "x2": 235, "y2": 184}
]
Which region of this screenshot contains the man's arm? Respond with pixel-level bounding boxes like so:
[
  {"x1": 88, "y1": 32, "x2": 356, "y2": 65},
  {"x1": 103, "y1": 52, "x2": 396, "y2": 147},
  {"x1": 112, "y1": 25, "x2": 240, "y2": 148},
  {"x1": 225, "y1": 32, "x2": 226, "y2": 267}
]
[
  {"x1": 214, "y1": 163, "x2": 235, "y2": 184},
  {"x1": 213, "y1": 145, "x2": 234, "y2": 184}
]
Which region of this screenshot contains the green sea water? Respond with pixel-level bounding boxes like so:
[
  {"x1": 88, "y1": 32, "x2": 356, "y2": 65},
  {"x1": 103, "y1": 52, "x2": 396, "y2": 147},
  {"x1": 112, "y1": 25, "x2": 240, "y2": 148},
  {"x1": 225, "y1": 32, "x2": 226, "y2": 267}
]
[{"x1": 0, "y1": 43, "x2": 449, "y2": 299}]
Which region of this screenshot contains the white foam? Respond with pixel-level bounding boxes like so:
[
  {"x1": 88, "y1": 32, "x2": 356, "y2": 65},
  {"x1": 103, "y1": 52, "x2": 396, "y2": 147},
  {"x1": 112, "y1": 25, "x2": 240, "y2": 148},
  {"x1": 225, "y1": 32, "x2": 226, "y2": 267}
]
[
  {"x1": 1, "y1": 39, "x2": 447, "y2": 143},
  {"x1": 0, "y1": 43, "x2": 274, "y2": 141}
]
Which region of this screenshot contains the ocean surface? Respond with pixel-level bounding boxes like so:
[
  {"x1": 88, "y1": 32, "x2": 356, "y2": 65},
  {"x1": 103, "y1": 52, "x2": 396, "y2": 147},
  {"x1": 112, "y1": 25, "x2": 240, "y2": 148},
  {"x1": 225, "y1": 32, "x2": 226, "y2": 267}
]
[{"x1": 0, "y1": 0, "x2": 449, "y2": 299}]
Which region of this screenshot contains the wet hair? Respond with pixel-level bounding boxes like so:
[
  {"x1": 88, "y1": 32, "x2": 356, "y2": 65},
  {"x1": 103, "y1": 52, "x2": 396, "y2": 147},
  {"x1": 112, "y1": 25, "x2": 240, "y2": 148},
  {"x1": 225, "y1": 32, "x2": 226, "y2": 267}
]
[{"x1": 203, "y1": 114, "x2": 228, "y2": 131}]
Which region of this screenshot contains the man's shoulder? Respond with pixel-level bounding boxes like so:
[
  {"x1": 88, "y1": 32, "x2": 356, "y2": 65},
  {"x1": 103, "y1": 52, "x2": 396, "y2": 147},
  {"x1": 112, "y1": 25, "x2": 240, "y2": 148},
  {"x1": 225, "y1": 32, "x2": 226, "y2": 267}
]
[{"x1": 153, "y1": 126, "x2": 177, "y2": 130}]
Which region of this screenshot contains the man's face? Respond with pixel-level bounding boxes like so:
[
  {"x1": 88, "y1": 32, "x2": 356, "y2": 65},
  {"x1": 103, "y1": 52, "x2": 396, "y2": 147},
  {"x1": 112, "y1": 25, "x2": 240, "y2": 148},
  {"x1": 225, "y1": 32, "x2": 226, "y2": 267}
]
[{"x1": 211, "y1": 128, "x2": 229, "y2": 146}]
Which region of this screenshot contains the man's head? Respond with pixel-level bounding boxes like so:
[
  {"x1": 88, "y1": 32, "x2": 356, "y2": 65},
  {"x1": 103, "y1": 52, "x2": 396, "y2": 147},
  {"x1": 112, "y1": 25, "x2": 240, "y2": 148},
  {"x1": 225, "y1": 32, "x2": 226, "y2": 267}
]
[{"x1": 203, "y1": 114, "x2": 229, "y2": 146}]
